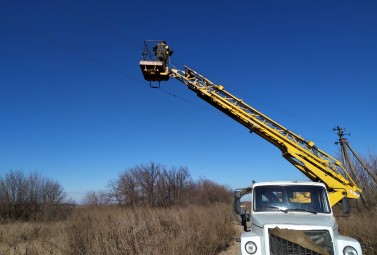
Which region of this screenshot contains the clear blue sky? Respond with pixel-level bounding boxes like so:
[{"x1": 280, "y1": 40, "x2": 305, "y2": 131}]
[{"x1": 1, "y1": 0, "x2": 376, "y2": 202}]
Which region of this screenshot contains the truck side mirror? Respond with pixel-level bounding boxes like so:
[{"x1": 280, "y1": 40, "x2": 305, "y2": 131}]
[
  {"x1": 234, "y1": 190, "x2": 241, "y2": 214},
  {"x1": 342, "y1": 197, "x2": 350, "y2": 215}
]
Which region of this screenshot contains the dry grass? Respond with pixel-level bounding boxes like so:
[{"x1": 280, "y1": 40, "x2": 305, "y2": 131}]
[
  {"x1": 336, "y1": 209, "x2": 377, "y2": 255},
  {"x1": 0, "y1": 203, "x2": 235, "y2": 255},
  {"x1": 0, "y1": 220, "x2": 69, "y2": 254},
  {"x1": 2, "y1": 203, "x2": 374, "y2": 255}
]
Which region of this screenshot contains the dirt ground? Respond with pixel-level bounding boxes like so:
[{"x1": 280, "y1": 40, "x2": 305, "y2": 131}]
[{"x1": 219, "y1": 222, "x2": 244, "y2": 255}]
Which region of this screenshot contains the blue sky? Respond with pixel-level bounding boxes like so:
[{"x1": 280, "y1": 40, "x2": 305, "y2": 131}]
[{"x1": 1, "y1": 0, "x2": 376, "y2": 202}]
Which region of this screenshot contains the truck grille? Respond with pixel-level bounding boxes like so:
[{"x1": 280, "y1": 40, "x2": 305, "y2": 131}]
[{"x1": 268, "y1": 229, "x2": 334, "y2": 255}]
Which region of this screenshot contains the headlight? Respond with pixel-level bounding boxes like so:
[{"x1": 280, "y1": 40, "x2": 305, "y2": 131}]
[
  {"x1": 343, "y1": 246, "x2": 358, "y2": 255},
  {"x1": 245, "y1": 241, "x2": 257, "y2": 254}
]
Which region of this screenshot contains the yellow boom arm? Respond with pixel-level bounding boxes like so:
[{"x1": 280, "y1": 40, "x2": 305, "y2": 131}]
[{"x1": 168, "y1": 66, "x2": 361, "y2": 206}]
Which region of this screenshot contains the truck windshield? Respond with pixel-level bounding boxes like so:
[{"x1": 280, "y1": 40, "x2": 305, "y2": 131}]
[{"x1": 253, "y1": 185, "x2": 331, "y2": 214}]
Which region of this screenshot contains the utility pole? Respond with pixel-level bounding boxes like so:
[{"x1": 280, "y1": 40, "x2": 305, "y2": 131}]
[
  {"x1": 334, "y1": 126, "x2": 377, "y2": 185},
  {"x1": 334, "y1": 126, "x2": 377, "y2": 209}
]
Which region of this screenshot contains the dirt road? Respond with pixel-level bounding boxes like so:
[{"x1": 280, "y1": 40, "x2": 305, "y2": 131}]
[{"x1": 219, "y1": 223, "x2": 244, "y2": 255}]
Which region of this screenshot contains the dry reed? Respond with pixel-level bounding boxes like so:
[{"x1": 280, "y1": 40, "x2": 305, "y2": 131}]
[
  {"x1": 0, "y1": 203, "x2": 234, "y2": 255},
  {"x1": 336, "y1": 210, "x2": 377, "y2": 255}
]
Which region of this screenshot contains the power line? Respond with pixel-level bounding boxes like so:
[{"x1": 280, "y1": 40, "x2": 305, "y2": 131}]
[
  {"x1": 45, "y1": 0, "x2": 143, "y2": 51},
  {"x1": 1, "y1": 3, "x2": 337, "y2": 135},
  {"x1": 1, "y1": 14, "x2": 214, "y2": 116},
  {"x1": 210, "y1": 80, "x2": 334, "y2": 132},
  {"x1": 0, "y1": 16, "x2": 140, "y2": 80},
  {"x1": 40, "y1": 1, "x2": 286, "y2": 120}
]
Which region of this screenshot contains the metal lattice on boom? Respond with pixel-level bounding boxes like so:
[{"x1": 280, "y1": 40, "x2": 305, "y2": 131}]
[{"x1": 139, "y1": 41, "x2": 361, "y2": 206}]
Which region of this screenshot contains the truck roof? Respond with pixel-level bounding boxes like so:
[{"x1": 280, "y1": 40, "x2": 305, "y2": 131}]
[{"x1": 252, "y1": 181, "x2": 326, "y2": 188}]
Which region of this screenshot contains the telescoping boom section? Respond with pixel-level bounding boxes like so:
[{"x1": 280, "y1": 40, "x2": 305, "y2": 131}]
[
  {"x1": 170, "y1": 66, "x2": 360, "y2": 206},
  {"x1": 143, "y1": 63, "x2": 361, "y2": 206}
]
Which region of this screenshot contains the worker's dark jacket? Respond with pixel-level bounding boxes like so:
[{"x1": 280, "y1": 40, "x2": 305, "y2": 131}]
[{"x1": 153, "y1": 44, "x2": 173, "y2": 62}]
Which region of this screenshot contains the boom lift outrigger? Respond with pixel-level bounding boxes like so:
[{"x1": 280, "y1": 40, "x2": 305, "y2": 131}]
[{"x1": 139, "y1": 41, "x2": 361, "y2": 207}]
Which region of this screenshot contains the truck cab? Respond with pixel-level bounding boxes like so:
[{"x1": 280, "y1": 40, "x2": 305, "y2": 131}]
[{"x1": 235, "y1": 181, "x2": 362, "y2": 255}]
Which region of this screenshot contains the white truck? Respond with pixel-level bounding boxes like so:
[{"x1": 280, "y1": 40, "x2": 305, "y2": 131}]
[{"x1": 235, "y1": 181, "x2": 362, "y2": 255}]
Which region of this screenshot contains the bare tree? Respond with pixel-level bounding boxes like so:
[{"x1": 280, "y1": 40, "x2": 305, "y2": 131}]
[
  {"x1": 353, "y1": 152, "x2": 377, "y2": 208},
  {"x1": 108, "y1": 170, "x2": 140, "y2": 206},
  {"x1": 133, "y1": 162, "x2": 162, "y2": 206},
  {"x1": 108, "y1": 162, "x2": 232, "y2": 208},
  {"x1": 110, "y1": 162, "x2": 183, "y2": 207},
  {"x1": 0, "y1": 170, "x2": 69, "y2": 221},
  {"x1": 191, "y1": 178, "x2": 233, "y2": 206},
  {"x1": 83, "y1": 191, "x2": 111, "y2": 207},
  {"x1": 163, "y1": 166, "x2": 192, "y2": 205}
]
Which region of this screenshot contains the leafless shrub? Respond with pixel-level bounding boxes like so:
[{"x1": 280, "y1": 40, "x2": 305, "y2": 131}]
[
  {"x1": 108, "y1": 162, "x2": 232, "y2": 208},
  {"x1": 192, "y1": 178, "x2": 233, "y2": 206},
  {"x1": 82, "y1": 191, "x2": 112, "y2": 207},
  {"x1": 0, "y1": 170, "x2": 71, "y2": 221}
]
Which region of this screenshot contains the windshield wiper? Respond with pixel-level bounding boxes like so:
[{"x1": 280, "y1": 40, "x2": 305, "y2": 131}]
[
  {"x1": 286, "y1": 208, "x2": 317, "y2": 214},
  {"x1": 267, "y1": 206, "x2": 318, "y2": 214},
  {"x1": 267, "y1": 205, "x2": 288, "y2": 213}
]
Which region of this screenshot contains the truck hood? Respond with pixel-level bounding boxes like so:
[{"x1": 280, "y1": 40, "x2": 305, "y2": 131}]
[{"x1": 252, "y1": 213, "x2": 336, "y2": 229}]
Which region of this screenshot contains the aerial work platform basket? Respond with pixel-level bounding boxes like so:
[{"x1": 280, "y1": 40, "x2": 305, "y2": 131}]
[
  {"x1": 139, "y1": 40, "x2": 172, "y2": 85},
  {"x1": 139, "y1": 59, "x2": 170, "y2": 82}
]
